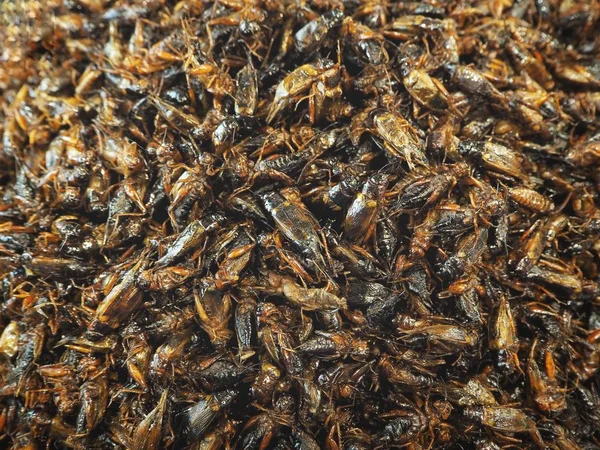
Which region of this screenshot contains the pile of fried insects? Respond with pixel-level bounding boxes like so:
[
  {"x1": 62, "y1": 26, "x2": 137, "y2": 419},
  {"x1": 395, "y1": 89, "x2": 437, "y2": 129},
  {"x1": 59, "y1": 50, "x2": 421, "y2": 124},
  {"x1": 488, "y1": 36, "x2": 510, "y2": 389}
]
[{"x1": 0, "y1": 0, "x2": 599, "y2": 448}]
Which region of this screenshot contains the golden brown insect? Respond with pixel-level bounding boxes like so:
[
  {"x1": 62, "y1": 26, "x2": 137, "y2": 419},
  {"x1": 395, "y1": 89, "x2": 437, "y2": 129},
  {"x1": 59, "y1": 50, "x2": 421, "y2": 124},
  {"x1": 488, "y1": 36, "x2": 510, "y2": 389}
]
[
  {"x1": 344, "y1": 173, "x2": 389, "y2": 244},
  {"x1": 508, "y1": 187, "x2": 555, "y2": 213},
  {"x1": 266, "y1": 271, "x2": 347, "y2": 311},
  {"x1": 123, "y1": 330, "x2": 152, "y2": 389},
  {"x1": 180, "y1": 390, "x2": 237, "y2": 443},
  {"x1": 459, "y1": 140, "x2": 526, "y2": 180},
  {"x1": 194, "y1": 284, "x2": 233, "y2": 349},
  {"x1": 89, "y1": 257, "x2": 146, "y2": 333},
  {"x1": 137, "y1": 265, "x2": 194, "y2": 292},
  {"x1": 464, "y1": 406, "x2": 544, "y2": 448},
  {"x1": 527, "y1": 339, "x2": 567, "y2": 413},
  {"x1": 296, "y1": 331, "x2": 369, "y2": 359},
  {"x1": 445, "y1": 64, "x2": 509, "y2": 108},
  {"x1": 235, "y1": 62, "x2": 258, "y2": 116},
  {"x1": 403, "y1": 69, "x2": 449, "y2": 111},
  {"x1": 383, "y1": 15, "x2": 447, "y2": 40},
  {"x1": 131, "y1": 390, "x2": 168, "y2": 450},
  {"x1": 506, "y1": 41, "x2": 554, "y2": 89},
  {"x1": 353, "y1": 109, "x2": 428, "y2": 169},
  {"x1": 489, "y1": 293, "x2": 520, "y2": 374},
  {"x1": 266, "y1": 59, "x2": 343, "y2": 124},
  {"x1": 393, "y1": 314, "x2": 479, "y2": 349}
]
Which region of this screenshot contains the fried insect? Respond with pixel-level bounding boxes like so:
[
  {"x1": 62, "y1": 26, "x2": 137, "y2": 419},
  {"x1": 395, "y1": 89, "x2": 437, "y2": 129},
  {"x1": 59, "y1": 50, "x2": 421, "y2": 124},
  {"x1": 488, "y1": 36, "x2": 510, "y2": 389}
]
[
  {"x1": 344, "y1": 173, "x2": 389, "y2": 243},
  {"x1": 266, "y1": 272, "x2": 347, "y2": 311}
]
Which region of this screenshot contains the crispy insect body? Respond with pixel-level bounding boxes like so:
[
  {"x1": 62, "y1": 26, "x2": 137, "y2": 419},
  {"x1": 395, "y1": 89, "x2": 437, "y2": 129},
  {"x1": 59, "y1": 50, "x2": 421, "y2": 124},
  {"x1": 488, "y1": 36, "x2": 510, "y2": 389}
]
[
  {"x1": 373, "y1": 111, "x2": 428, "y2": 169},
  {"x1": 193, "y1": 419, "x2": 236, "y2": 450},
  {"x1": 149, "y1": 96, "x2": 206, "y2": 138},
  {"x1": 194, "y1": 286, "x2": 233, "y2": 348},
  {"x1": 260, "y1": 190, "x2": 326, "y2": 267},
  {"x1": 379, "y1": 410, "x2": 427, "y2": 445},
  {"x1": 508, "y1": 187, "x2": 555, "y2": 213},
  {"x1": 395, "y1": 210, "x2": 438, "y2": 273},
  {"x1": 346, "y1": 280, "x2": 391, "y2": 307},
  {"x1": 464, "y1": 407, "x2": 544, "y2": 447},
  {"x1": 344, "y1": 173, "x2": 389, "y2": 243},
  {"x1": 323, "y1": 174, "x2": 364, "y2": 210},
  {"x1": 266, "y1": 271, "x2": 347, "y2": 311},
  {"x1": 168, "y1": 167, "x2": 213, "y2": 230},
  {"x1": 235, "y1": 298, "x2": 256, "y2": 360},
  {"x1": 89, "y1": 259, "x2": 145, "y2": 333},
  {"x1": 149, "y1": 330, "x2": 192, "y2": 378},
  {"x1": 404, "y1": 69, "x2": 448, "y2": 111},
  {"x1": 212, "y1": 116, "x2": 258, "y2": 155},
  {"x1": 551, "y1": 60, "x2": 600, "y2": 89},
  {"x1": 182, "y1": 390, "x2": 237, "y2": 442},
  {"x1": 446, "y1": 378, "x2": 497, "y2": 407},
  {"x1": 193, "y1": 358, "x2": 246, "y2": 391},
  {"x1": 76, "y1": 360, "x2": 108, "y2": 433},
  {"x1": 296, "y1": 331, "x2": 369, "y2": 359},
  {"x1": 489, "y1": 294, "x2": 520, "y2": 373},
  {"x1": 393, "y1": 315, "x2": 478, "y2": 347},
  {"x1": 565, "y1": 135, "x2": 600, "y2": 167},
  {"x1": 527, "y1": 340, "x2": 566, "y2": 413},
  {"x1": 377, "y1": 216, "x2": 400, "y2": 266},
  {"x1": 250, "y1": 363, "x2": 280, "y2": 402},
  {"x1": 294, "y1": 9, "x2": 344, "y2": 54},
  {"x1": 216, "y1": 238, "x2": 255, "y2": 290},
  {"x1": 328, "y1": 233, "x2": 380, "y2": 277},
  {"x1": 432, "y1": 203, "x2": 476, "y2": 235},
  {"x1": 384, "y1": 15, "x2": 446, "y2": 40},
  {"x1": 506, "y1": 41, "x2": 554, "y2": 89},
  {"x1": 267, "y1": 60, "x2": 335, "y2": 123},
  {"x1": 544, "y1": 213, "x2": 568, "y2": 243},
  {"x1": 21, "y1": 254, "x2": 93, "y2": 280},
  {"x1": 394, "y1": 163, "x2": 468, "y2": 212},
  {"x1": 137, "y1": 265, "x2": 193, "y2": 291},
  {"x1": 342, "y1": 17, "x2": 388, "y2": 65},
  {"x1": 438, "y1": 227, "x2": 488, "y2": 281},
  {"x1": 255, "y1": 128, "x2": 341, "y2": 179},
  {"x1": 4, "y1": 324, "x2": 45, "y2": 392},
  {"x1": 366, "y1": 292, "x2": 404, "y2": 325},
  {"x1": 235, "y1": 63, "x2": 258, "y2": 116},
  {"x1": 378, "y1": 354, "x2": 434, "y2": 389},
  {"x1": 446, "y1": 275, "x2": 482, "y2": 324},
  {"x1": 240, "y1": 410, "x2": 291, "y2": 450},
  {"x1": 123, "y1": 332, "x2": 151, "y2": 388},
  {"x1": 510, "y1": 221, "x2": 545, "y2": 274},
  {"x1": 98, "y1": 132, "x2": 145, "y2": 177},
  {"x1": 446, "y1": 64, "x2": 508, "y2": 107},
  {"x1": 428, "y1": 114, "x2": 460, "y2": 157},
  {"x1": 525, "y1": 266, "x2": 583, "y2": 296},
  {"x1": 0, "y1": 321, "x2": 20, "y2": 358},
  {"x1": 155, "y1": 212, "x2": 226, "y2": 268},
  {"x1": 459, "y1": 140, "x2": 525, "y2": 179},
  {"x1": 132, "y1": 390, "x2": 168, "y2": 450}
]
